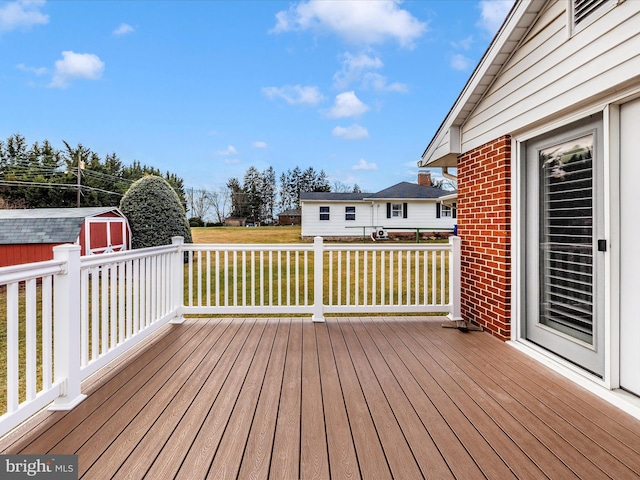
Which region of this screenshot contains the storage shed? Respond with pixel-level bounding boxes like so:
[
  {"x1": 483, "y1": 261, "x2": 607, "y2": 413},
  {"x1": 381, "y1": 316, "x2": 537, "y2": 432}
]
[{"x1": 0, "y1": 207, "x2": 131, "y2": 267}]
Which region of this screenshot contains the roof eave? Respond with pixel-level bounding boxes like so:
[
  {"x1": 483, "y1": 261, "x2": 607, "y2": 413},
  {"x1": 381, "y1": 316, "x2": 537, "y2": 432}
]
[{"x1": 419, "y1": 0, "x2": 544, "y2": 167}]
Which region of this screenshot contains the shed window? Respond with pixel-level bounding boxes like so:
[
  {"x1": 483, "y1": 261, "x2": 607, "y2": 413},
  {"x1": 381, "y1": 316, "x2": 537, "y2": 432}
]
[
  {"x1": 319, "y1": 206, "x2": 330, "y2": 221},
  {"x1": 345, "y1": 206, "x2": 356, "y2": 221}
]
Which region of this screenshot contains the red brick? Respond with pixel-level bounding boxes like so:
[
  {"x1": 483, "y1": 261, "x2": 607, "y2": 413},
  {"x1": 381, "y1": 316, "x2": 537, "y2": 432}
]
[{"x1": 457, "y1": 135, "x2": 511, "y2": 341}]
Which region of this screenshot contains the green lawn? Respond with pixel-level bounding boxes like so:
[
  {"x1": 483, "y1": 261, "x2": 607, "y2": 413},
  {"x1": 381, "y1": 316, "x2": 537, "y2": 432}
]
[{"x1": 191, "y1": 226, "x2": 303, "y2": 244}]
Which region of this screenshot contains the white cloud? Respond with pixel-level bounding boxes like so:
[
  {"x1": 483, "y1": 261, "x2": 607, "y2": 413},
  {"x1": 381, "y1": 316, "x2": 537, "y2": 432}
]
[
  {"x1": 362, "y1": 72, "x2": 407, "y2": 92},
  {"x1": 113, "y1": 23, "x2": 134, "y2": 36},
  {"x1": 333, "y1": 52, "x2": 383, "y2": 89},
  {"x1": 16, "y1": 63, "x2": 47, "y2": 76},
  {"x1": 326, "y1": 91, "x2": 369, "y2": 118},
  {"x1": 0, "y1": 0, "x2": 48, "y2": 32},
  {"x1": 450, "y1": 54, "x2": 472, "y2": 71},
  {"x1": 332, "y1": 124, "x2": 369, "y2": 140},
  {"x1": 216, "y1": 145, "x2": 238, "y2": 156},
  {"x1": 271, "y1": 0, "x2": 427, "y2": 48},
  {"x1": 262, "y1": 85, "x2": 324, "y2": 106},
  {"x1": 49, "y1": 51, "x2": 105, "y2": 88},
  {"x1": 451, "y1": 35, "x2": 474, "y2": 50},
  {"x1": 224, "y1": 158, "x2": 240, "y2": 165},
  {"x1": 477, "y1": 0, "x2": 514, "y2": 35},
  {"x1": 253, "y1": 141, "x2": 267, "y2": 149},
  {"x1": 352, "y1": 158, "x2": 378, "y2": 171}
]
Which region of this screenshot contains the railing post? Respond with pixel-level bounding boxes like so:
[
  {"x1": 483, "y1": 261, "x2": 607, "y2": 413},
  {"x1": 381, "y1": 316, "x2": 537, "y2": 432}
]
[
  {"x1": 50, "y1": 244, "x2": 86, "y2": 410},
  {"x1": 447, "y1": 235, "x2": 463, "y2": 321},
  {"x1": 170, "y1": 236, "x2": 185, "y2": 324},
  {"x1": 312, "y1": 236, "x2": 325, "y2": 322}
]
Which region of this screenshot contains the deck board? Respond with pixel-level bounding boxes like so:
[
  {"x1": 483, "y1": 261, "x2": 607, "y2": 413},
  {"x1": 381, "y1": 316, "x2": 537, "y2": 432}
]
[{"x1": 2, "y1": 316, "x2": 640, "y2": 479}]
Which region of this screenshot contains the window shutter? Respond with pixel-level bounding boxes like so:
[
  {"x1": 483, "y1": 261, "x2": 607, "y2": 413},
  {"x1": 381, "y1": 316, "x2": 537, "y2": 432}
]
[
  {"x1": 453, "y1": 205, "x2": 457, "y2": 219},
  {"x1": 436, "y1": 203, "x2": 441, "y2": 218},
  {"x1": 386, "y1": 202, "x2": 391, "y2": 219},
  {"x1": 402, "y1": 203, "x2": 408, "y2": 219}
]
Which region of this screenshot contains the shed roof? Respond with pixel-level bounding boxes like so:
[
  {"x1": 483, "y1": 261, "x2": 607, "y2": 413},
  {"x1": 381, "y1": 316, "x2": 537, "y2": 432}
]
[
  {"x1": 277, "y1": 209, "x2": 302, "y2": 217},
  {"x1": 0, "y1": 207, "x2": 123, "y2": 245}
]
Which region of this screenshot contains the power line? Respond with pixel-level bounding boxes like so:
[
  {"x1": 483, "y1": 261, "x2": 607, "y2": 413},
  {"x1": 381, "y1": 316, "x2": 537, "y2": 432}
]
[{"x1": 0, "y1": 179, "x2": 123, "y2": 196}]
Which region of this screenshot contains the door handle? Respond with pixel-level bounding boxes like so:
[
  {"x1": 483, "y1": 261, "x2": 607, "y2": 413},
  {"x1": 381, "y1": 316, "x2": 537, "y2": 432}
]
[{"x1": 598, "y1": 239, "x2": 607, "y2": 252}]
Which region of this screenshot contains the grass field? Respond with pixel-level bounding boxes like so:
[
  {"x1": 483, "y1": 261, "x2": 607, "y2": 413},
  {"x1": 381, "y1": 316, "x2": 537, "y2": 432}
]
[{"x1": 191, "y1": 226, "x2": 304, "y2": 244}]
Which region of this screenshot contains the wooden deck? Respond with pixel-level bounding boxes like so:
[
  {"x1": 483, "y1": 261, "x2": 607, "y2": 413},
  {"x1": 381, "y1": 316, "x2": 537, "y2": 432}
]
[{"x1": 2, "y1": 316, "x2": 640, "y2": 479}]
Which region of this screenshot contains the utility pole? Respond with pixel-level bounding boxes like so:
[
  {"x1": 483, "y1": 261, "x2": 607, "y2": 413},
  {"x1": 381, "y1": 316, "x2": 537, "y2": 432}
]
[{"x1": 76, "y1": 152, "x2": 84, "y2": 208}]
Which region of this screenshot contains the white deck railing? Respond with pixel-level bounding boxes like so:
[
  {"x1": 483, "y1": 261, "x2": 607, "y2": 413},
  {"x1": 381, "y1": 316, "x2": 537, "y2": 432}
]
[{"x1": 0, "y1": 236, "x2": 460, "y2": 437}]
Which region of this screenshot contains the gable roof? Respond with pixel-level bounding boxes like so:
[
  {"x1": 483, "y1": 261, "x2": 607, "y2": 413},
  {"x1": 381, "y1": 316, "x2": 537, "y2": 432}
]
[
  {"x1": 418, "y1": 0, "x2": 545, "y2": 167},
  {"x1": 0, "y1": 207, "x2": 124, "y2": 245}
]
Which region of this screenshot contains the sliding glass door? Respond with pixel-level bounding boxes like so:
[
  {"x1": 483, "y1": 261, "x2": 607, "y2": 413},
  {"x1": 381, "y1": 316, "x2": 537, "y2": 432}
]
[{"x1": 525, "y1": 114, "x2": 604, "y2": 377}]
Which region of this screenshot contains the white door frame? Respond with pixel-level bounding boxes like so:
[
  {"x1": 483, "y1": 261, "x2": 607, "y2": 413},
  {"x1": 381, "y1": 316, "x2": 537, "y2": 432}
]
[{"x1": 509, "y1": 88, "x2": 640, "y2": 418}]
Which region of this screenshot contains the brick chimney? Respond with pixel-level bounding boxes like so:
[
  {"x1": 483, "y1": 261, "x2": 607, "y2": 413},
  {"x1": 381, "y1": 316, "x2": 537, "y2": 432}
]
[{"x1": 418, "y1": 171, "x2": 432, "y2": 187}]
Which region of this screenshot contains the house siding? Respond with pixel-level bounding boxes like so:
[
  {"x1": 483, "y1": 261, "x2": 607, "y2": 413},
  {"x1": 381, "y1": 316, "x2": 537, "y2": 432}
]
[
  {"x1": 458, "y1": 135, "x2": 511, "y2": 340},
  {"x1": 462, "y1": 0, "x2": 640, "y2": 155},
  {"x1": 301, "y1": 200, "x2": 453, "y2": 238},
  {"x1": 301, "y1": 202, "x2": 373, "y2": 238}
]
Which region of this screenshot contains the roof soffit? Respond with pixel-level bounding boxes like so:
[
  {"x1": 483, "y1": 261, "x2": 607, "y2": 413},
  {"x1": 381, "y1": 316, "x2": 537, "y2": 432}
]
[{"x1": 419, "y1": 0, "x2": 548, "y2": 167}]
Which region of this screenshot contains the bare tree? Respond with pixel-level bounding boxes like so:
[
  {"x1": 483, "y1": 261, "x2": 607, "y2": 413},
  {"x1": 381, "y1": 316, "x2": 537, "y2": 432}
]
[
  {"x1": 187, "y1": 188, "x2": 216, "y2": 220},
  {"x1": 210, "y1": 187, "x2": 231, "y2": 224},
  {"x1": 332, "y1": 181, "x2": 352, "y2": 193}
]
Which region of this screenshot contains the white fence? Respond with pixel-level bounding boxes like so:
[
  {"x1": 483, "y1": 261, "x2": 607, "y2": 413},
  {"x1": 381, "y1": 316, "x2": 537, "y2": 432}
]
[{"x1": 0, "y1": 236, "x2": 460, "y2": 437}]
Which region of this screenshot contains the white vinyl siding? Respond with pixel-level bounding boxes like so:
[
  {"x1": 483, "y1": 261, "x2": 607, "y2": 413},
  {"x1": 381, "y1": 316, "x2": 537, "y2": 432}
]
[
  {"x1": 460, "y1": 0, "x2": 639, "y2": 155},
  {"x1": 301, "y1": 200, "x2": 455, "y2": 238}
]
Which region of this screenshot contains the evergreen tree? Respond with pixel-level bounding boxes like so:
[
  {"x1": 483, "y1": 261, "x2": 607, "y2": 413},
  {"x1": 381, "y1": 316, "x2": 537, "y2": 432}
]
[
  {"x1": 119, "y1": 175, "x2": 192, "y2": 248},
  {"x1": 0, "y1": 134, "x2": 186, "y2": 209},
  {"x1": 227, "y1": 177, "x2": 245, "y2": 217}
]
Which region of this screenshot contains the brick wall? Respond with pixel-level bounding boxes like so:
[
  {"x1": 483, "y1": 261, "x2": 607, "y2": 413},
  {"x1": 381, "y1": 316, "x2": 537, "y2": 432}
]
[{"x1": 457, "y1": 135, "x2": 511, "y2": 340}]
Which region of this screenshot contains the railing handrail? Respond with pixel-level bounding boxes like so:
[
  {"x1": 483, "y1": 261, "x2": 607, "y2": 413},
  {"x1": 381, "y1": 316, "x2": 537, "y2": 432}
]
[
  {"x1": 0, "y1": 235, "x2": 461, "y2": 438},
  {"x1": 0, "y1": 259, "x2": 66, "y2": 284},
  {"x1": 80, "y1": 243, "x2": 178, "y2": 268},
  {"x1": 181, "y1": 243, "x2": 450, "y2": 252}
]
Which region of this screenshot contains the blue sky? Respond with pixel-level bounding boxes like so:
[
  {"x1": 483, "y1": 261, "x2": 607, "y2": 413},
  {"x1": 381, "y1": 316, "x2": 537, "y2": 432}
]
[{"x1": 0, "y1": 0, "x2": 514, "y2": 194}]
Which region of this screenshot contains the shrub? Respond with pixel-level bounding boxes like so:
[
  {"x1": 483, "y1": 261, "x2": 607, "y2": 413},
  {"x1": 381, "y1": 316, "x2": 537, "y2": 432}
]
[
  {"x1": 189, "y1": 217, "x2": 204, "y2": 228},
  {"x1": 120, "y1": 175, "x2": 193, "y2": 248}
]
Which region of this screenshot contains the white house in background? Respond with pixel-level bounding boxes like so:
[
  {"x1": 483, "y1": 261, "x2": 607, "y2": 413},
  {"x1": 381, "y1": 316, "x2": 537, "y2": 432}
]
[
  {"x1": 418, "y1": 0, "x2": 640, "y2": 418},
  {"x1": 300, "y1": 173, "x2": 456, "y2": 239}
]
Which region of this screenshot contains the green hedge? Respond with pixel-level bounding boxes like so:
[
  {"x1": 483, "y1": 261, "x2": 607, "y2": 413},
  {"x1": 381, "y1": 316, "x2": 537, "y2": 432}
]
[{"x1": 120, "y1": 175, "x2": 193, "y2": 248}]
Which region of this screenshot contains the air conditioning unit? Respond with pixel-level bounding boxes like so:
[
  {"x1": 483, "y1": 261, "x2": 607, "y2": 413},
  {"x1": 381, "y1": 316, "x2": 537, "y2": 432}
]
[{"x1": 376, "y1": 228, "x2": 388, "y2": 239}]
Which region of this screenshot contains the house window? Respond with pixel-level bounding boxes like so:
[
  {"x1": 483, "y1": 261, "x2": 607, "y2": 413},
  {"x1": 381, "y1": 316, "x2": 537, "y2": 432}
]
[
  {"x1": 391, "y1": 203, "x2": 402, "y2": 217},
  {"x1": 442, "y1": 202, "x2": 457, "y2": 218},
  {"x1": 386, "y1": 202, "x2": 408, "y2": 219},
  {"x1": 319, "y1": 206, "x2": 330, "y2": 221},
  {"x1": 345, "y1": 206, "x2": 356, "y2": 221}
]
